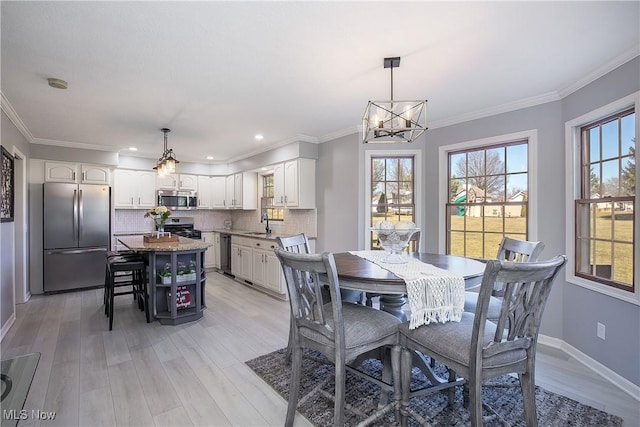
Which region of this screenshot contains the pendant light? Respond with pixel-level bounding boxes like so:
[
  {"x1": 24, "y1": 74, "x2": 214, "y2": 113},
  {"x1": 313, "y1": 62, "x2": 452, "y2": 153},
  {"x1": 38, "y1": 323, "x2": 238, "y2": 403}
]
[
  {"x1": 362, "y1": 57, "x2": 427, "y2": 143},
  {"x1": 153, "y1": 128, "x2": 179, "y2": 176}
]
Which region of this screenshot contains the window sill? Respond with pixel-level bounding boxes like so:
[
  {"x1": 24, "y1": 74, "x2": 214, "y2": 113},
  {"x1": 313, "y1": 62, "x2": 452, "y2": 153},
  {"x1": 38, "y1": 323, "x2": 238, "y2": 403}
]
[{"x1": 566, "y1": 274, "x2": 639, "y2": 306}]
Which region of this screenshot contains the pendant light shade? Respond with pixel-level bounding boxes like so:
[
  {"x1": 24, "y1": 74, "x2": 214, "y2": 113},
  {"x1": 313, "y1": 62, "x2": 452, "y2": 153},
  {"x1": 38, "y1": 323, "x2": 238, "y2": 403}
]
[
  {"x1": 154, "y1": 128, "x2": 180, "y2": 176},
  {"x1": 362, "y1": 57, "x2": 427, "y2": 143}
]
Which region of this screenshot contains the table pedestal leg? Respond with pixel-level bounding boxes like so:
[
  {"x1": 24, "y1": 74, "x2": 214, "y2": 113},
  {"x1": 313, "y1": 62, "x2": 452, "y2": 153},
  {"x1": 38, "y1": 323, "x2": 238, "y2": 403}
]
[{"x1": 379, "y1": 294, "x2": 408, "y2": 322}]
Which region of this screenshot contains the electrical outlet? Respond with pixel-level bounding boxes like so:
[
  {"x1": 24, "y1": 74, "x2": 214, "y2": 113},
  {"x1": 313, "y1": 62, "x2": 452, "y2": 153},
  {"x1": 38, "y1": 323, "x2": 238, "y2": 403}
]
[{"x1": 597, "y1": 322, "x2": 606, "y2": 340}]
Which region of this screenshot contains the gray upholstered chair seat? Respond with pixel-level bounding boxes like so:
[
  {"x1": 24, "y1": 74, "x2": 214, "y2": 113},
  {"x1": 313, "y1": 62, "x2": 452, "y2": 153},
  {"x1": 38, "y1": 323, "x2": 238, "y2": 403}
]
[
  {"x1": 299, "y1": 303, "x2": 400, "y2": 362},
  {"x1": 399, "y1": 313, "x2": 526, "y2": 370},
  {"x1": 464, "y1": 292, "x2": 502, "y2": 321}
]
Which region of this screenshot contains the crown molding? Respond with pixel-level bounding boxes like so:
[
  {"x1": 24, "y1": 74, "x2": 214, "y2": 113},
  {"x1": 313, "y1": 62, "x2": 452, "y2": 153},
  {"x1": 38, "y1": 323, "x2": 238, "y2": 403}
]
[
  {"x1": 31, "y1": 137, "x2": 116, "y2": 152},
  {"x1": 1, "y1": 92, "x2": 34, "y2": 142},
  {"x1": 428, "y1": 91, "x2": 562, "y2": 130},
  {"x1": 558, "y1": 45, "x2": 640, "y2": 99},
  {"x1": 225, "y1": 133, "x2": 318, "y2": 164},
  {"x1": 318, "y1": 126, "x2": 360, "y2": 143}
]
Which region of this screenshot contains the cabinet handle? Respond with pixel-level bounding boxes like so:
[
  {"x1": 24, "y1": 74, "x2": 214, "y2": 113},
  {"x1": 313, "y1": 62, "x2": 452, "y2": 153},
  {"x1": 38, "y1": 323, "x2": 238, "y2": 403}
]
[
  {"x1": 131, "y1": 197, "x2": 134, "y2": 205},
  {"x1": 285, "y1": 195, "x2": 287, "y2": 203},
  {"x1": 73, "y1": 171, "x2": 76, "y2": 181},
  {"x1": 256, "y1": 242, "x2": 260, "y2": 247},
  {"x1": 138, "y1": 197, "x2": 141, "y2": 204}
]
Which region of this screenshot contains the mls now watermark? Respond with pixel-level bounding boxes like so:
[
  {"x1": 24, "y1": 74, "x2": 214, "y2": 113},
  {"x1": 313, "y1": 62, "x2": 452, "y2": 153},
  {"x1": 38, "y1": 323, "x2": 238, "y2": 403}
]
[{"x1": 3, "y1": 410, "x2": 57, "y2": 420}]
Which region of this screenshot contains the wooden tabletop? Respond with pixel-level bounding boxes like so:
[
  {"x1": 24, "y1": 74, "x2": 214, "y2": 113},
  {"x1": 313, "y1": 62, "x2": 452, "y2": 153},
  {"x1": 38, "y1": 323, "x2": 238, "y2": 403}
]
[{"x1": 332, "y1": 252, "x2": 486, "y2": 294}]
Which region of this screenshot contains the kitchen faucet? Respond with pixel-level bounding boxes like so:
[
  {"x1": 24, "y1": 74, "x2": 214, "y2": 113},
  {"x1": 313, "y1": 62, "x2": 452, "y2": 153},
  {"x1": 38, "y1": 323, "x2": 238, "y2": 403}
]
[{"x1": 260, "y1": 212, "x2": 271, "y2": 234}]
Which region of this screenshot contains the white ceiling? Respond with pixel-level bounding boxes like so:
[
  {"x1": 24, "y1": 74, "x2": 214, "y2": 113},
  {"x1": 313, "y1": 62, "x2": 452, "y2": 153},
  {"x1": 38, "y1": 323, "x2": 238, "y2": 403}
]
[{"x1": 2, "y1": 1, "x2": 639, "y2": 164}]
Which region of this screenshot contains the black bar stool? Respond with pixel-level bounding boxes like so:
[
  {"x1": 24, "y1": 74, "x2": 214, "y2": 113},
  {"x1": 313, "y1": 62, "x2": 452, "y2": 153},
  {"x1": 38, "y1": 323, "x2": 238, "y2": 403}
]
[
  {"x1": 103, "y1": 251, "x2": 143, "y2": 309},
  {"x1": 105, "y1": 253, "x2": 150, "y2": 330}
]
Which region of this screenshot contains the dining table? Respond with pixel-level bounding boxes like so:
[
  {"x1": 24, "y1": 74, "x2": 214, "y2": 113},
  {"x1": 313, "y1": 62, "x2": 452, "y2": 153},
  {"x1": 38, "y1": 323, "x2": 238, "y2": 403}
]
[
  {"x1": 332, "y1": 251, "x2": 486, "y2": 321},
  {"x1": 330, "y1": 251, "x2": 487, "y2": 399}
]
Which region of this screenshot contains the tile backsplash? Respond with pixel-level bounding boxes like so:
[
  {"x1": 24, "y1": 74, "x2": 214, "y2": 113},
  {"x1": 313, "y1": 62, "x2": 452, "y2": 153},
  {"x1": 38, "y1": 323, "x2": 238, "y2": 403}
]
[{"x1": 114, "y1": 208, "x2": 316, "y2": 237}]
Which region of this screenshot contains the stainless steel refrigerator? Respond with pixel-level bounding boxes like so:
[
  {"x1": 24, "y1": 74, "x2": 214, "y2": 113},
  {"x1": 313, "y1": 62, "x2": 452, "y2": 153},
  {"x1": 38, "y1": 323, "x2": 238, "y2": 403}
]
[{"x1": 43, "y1": 183, "x2": 111, "y2": 292}]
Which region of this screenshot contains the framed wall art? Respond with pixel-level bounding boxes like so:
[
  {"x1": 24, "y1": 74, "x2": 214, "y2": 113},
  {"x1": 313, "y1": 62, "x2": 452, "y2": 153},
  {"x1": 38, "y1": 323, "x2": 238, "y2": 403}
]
[{"x1": 1, "y1": 146, "x2": 14, "y2": 222}]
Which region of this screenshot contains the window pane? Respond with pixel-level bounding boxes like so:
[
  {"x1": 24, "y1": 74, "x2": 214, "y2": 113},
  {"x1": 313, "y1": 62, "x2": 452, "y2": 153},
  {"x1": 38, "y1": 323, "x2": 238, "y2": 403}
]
[
  {"x1": 506, "y1": 144, "x2": 527, "y2": 174},
  {"x1": 601, "y1": 159, "x2": 619, "y2": 196},
  {"x1": 487, "y1": 147, "x2": 505, "y2": 174},
  {"x1": 386, "y1": 159, "x2": 398, "y2": 180},
  {"x1": 450, "y1": 152, "x2": 466, "y2": 178},
  {"x1": 464, "y1": 232, "x2": 483, "y2": 258},
  {"x1": 594, "y1": 207, "x2": 612, "y2": 241},
  {"x1": 601, "y1": 120, "x2": 619, "y2": 159},
  {"x1": 613, "y1": 201, "x2": 634, "y2": 242},
  {"x1": 613, "y1": 243, "x2": 634, "y2": 286},
  {"x1": 487, "y1": 175, "x2": 505, "y2": 201},
  {"x1": 621, "y1": 113, "x2": 635, "y2": 154},
  {"x1": 449, "y1": 210, "x2": 465, "y2": 231},
  {"x1": 484, "y1": 233, "x2": 503, "y2": 258},
  {"x1": 621, "y1": 157, "x2": 635, "y2": 196},
  {"x1": 399, "y1": 158, "x2": 412, "y2": 181},
  {"x1": 449, "y1": 231, "x2": 465, "y2": 256},
  {"x1": 589, "y1": 127, "x2": 600, "y2": 162},
  {"x1": 467, "y1": 152, "x2": 484, "y2": 177}
]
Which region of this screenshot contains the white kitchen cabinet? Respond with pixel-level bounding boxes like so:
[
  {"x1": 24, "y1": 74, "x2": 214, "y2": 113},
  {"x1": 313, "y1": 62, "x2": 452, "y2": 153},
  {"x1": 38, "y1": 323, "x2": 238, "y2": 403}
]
[
  {"x1": 211, "y1": 176, "x2": 227, "y2": 208},
  {"x1": 251, "y1": 239, "x2": 285, "y2": 294},
  {"x1": 45, "y1": 161, "x2": 111, "y2": 185},
  {"x1": 225, "y1": 172, "x2": 257, "y2": 209},
  {"x1": 231, "y1": 236, "x2": 253, "y2": 280},
  {"x1": 202, "y1": 232, "x2": 216, "y2": 269},
  {"x1": 213, "y1": 232, "x2": 221, "y2": 268},
  {"x1": 273, "y1": 158, "x2": 315, "y2": 209},
  {"x1": 114, "y1": 169, "x2": 157, "y2": 208},
  {"x1": 156, "y1": 173, "x2": 197, "y2": 191},
  {"x1": 197, "y1": 176, "x2": 214, "y2": 208}
]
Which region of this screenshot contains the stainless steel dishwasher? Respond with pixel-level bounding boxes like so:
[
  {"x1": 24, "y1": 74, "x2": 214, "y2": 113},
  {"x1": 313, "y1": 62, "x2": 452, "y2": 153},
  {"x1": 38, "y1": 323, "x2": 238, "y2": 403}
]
[{"x1": 220, "y1": 233, "x2": 232, "y2": 276}]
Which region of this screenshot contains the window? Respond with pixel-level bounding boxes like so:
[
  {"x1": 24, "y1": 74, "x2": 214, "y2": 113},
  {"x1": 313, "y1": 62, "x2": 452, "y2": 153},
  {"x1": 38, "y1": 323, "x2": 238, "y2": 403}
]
[
  {"x1": 446, "y1": 140, "x2": 529, "y2": 258},
  {"x1": 370, "y1": 156, "x2": 416, "y2": 250},
  {"x1": 261, "y1": 174, "x2": 283, "y2": 221},
  {"x1": 575, "y1": 108, "x2": 635, "y2": 291}
]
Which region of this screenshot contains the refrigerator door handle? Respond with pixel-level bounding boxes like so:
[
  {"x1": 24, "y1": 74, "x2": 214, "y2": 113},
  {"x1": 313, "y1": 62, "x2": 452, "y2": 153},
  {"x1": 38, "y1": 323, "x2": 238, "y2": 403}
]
[
  {"x1": 73, "y1": 189, "x2": 78, "y2": 240},
  {"x1": 78, "y1": 189, "x2": 84, "y2": 239},
  {"x1": 46, "y1": 248, "x2": 107, "y2": 255}
]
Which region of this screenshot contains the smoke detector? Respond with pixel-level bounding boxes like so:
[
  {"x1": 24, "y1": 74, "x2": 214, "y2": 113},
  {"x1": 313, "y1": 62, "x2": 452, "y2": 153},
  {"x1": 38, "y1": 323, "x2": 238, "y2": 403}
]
[{"x1": 47, "y1": 78, "x2": 68, "y2": 89}]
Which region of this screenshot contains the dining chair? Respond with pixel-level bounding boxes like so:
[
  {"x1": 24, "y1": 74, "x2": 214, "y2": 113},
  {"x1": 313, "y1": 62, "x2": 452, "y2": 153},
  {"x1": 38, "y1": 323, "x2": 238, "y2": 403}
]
[
  {"x1": 464, "y1": 236, "x2": 545, "y2": 321},
  {"x1": 275, "y1": 248, "x2": 402, "y2": 426},
  {"x1": 399, "y1": 255, "x2": 567, "y2": 426}
]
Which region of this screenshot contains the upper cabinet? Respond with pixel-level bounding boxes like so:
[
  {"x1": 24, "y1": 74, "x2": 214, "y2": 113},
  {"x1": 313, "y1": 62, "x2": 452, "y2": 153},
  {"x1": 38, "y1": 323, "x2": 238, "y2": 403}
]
[
  {"x1": 157, "y1": 173, "x2": 197, "y2": 191},
  {"x1": 225, "y1": 172, "x2": 257, "y2": 209},
  {"x1": 211, "y1": 176, "x2": 227, "y2": 208},
  {"x1": 114, "y1": 169, "x2": 156, "y2": 209},
  {"x1": 45, "y1": 161, "x2": 110, "y2": 185},
  {"x1": 273, "y1": 158, "x2": 315, "y2": 209}
]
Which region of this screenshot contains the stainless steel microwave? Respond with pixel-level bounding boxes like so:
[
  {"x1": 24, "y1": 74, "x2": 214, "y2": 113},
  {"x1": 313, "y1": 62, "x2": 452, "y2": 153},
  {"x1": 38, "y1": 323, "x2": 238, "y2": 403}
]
[{"x1": 157, "y1": 190, "x2": 198, "y2": 210}]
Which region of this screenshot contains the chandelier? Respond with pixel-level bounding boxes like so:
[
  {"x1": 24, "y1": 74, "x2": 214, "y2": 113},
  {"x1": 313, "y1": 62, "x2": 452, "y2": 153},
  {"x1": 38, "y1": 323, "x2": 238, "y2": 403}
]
[
  {"x1": 362, "y1": 57, "x2": 427, "y2": 143},
  {"x1": 154, "y1": 128, "x2": 179, "y2": 176}
]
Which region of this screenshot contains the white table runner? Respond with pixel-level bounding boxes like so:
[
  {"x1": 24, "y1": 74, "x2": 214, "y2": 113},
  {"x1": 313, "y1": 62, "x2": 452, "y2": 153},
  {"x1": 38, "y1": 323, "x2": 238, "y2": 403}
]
[{"x1": 349, "y1": 251, "x2": 465, "y2": 329}]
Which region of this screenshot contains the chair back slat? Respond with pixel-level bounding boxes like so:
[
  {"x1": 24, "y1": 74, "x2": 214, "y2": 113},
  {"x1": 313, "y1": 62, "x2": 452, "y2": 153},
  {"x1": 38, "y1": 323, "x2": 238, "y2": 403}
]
[
  {"x1": 497, "y1": 236, "x2": 545, "y2": 263},
  {"x1": 276, "y1": 233, "x2": 311, "y2": 254},
  {"x1": 472, "y1": 256, "x2": 567, "y2": 363}
]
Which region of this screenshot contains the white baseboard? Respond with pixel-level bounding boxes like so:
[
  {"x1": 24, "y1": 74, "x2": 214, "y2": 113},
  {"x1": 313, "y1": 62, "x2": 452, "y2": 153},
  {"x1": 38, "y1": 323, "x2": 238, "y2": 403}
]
[
  {"x1": 538, "y1": 334, "x2": 640, "y2": 402},
  {"x1": 0, "y1": 313, "x2": 17, "y2": 342}
]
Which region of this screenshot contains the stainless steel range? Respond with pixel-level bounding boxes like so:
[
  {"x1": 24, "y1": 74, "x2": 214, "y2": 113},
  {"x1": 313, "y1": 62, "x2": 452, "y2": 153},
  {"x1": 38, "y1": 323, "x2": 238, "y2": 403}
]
[{"x1": 162, "y1": 217, "x2": 202, "y2": 239}]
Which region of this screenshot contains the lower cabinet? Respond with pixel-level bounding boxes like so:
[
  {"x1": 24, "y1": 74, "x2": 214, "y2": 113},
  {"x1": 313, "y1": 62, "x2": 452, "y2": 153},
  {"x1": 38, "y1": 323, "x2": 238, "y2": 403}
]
[
  {"x1": 202, "y1": 232, "x2": 218, "y2": 269},
  {"x1": 150, "y1": 249, "x2": 206, "y2": 325},
  {"x1": 230, "y1": 236, "x2": 286, "y2": 297}
]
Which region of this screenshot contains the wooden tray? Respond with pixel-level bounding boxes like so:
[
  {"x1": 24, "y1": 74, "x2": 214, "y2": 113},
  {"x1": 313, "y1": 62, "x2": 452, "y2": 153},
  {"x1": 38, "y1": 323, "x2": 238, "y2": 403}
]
[{"x1": 144, "y1": 234, "x2": 179, "y2": 243}]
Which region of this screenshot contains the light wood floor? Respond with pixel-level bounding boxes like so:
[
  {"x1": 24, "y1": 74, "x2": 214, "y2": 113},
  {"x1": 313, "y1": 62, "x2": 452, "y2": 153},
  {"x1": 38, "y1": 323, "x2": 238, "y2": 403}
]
[{"x1": 1, "y1": 271, "x2": 638, "y2": 426}]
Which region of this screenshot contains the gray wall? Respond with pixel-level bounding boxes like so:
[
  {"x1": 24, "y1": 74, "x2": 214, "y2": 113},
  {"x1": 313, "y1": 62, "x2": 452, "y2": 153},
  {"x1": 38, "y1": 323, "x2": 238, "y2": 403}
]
[
  {"x1": 561, "y1": 57, "x2": 640, "y2": 385},
  {"x1": 1, "y1": 110, "x2": 30, "y2": 336},
  {"x1": 315, "y1": 58, "x2": 639, "y2": 386}
]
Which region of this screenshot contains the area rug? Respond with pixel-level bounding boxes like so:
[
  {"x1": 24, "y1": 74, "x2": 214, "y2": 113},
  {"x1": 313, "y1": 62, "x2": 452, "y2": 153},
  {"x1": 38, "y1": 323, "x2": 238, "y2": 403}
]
[
  {"x1": 246, "y1": 348, "x2": 623, "y2": 426},
  {"x1": 1, "y1": 353, "x2": 40, "y2": 427}
]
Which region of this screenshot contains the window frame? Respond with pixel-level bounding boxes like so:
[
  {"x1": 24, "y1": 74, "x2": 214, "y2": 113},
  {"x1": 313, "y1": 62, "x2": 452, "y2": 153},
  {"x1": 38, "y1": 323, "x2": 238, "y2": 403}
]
[
  {"x1": 565, "y1": 91, "x2": 639, "y2": 305},
  {"x1": 438, "y1": 130, "x2": 539, "y2": 254},
  {"x1": 364, "y1": 149, "x2": 422, "y2": 250}
]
